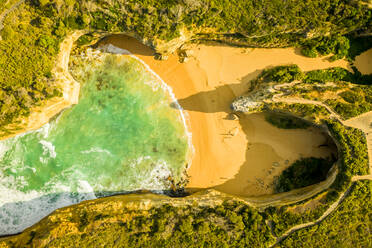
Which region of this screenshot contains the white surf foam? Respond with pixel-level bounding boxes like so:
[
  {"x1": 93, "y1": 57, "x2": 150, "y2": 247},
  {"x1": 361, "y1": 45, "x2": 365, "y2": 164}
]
[
  {"x1": 39, "y1": 140, "x2": 57, "y2": 158},
  {"x1": 81, "y1": 147, "x2": 113, "y2": 156},
  {"x1": 98, "y1": 44, "x2": 194, "y2": 171},
  {"x1": 0, "y1": 177, "x2": 97, "y2": 235},
  {"x1": 0, "y1": 46, "x2": 196, "y2": 236}
]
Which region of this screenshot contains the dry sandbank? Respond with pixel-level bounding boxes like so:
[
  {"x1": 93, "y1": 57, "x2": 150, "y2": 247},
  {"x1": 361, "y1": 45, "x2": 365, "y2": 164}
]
[{"x1": 354, "y1": 48, "x2": 372, "y2": 75}]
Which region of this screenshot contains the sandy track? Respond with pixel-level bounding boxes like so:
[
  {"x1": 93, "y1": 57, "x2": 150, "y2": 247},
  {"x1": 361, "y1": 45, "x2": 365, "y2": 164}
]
[
  {"x1": 0, "y1": 0, "x2": 24, "y2": 39},
  {"x1": 268, "y1": 83, "x2": 372, "y2": 246}
]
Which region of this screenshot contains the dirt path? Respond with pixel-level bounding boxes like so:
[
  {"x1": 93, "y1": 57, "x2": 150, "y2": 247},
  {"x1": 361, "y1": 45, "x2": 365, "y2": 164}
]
[
  {"x1": 271, "y1": 185, "x2": 353, "y2": 247},
  {"x1": 271, "y1": 92, "x2": 344, "y2": 122},
  {"x1": 269, "y1": 85, "x2": 372, "y2": 246},
  {"x1": 0, "y1": 0, "x2": 24, "y2": 39},
  {"x1": 272, "y1": 94, "x2": 372, "y2": 173}
]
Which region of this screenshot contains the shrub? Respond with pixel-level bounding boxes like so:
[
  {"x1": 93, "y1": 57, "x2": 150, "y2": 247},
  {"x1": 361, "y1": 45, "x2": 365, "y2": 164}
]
[
  {"x1": 264, "y1": 113, "x2": 310, "y2": 129},
  {"x1": 339, "y1": 90, "x2": 364, "y2": 104},
  {"x1": 275, "y1": 157, "x2": 335, "y2": 193},
  {"x1": 262, "y1": 65, "x2": 304, "y2": 83},
  {"x1": 301, "y1": 35, "x2": 350, "y2": 61}
]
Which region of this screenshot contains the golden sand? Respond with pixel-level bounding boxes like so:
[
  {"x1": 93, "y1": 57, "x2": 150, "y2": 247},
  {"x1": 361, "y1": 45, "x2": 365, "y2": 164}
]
[
  {"x1": 99, "y1": 35, "x2": 348, "y2": 196},
  {"x1": 354, "y1": 48, "x2": 372, "y2": 75}
]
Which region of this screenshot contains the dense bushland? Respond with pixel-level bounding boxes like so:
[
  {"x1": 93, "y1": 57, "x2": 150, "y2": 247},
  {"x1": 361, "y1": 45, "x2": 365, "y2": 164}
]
[
  {"x1": 326, "y1": 86, "x2": 372, "y2": 119},
  {"x1": 256, "y1": 64, "x2": 372, "y2": 119},
  {"x1": 301, "y1": 35, "x2": 372, "y2": 61},
  {"x1": 265, "y1": 120, "x2": 369, "y2": 237},
  {"x1": 0, "y1": 0, "x2": 371, "y2": 131},
  {"x1": 2, "y1": 200, "x2": 275, "y2": 248},
  {"x1": 264, "y1": 112, "x2": 310, "y2": 129},
  {"x1": 326, "y1": 120, "x2": 369, "y2": 190},
  {"x1": 304, "y1": 67, "x2": 372, "y2": 85},
  {"x1": 259, "y1": 65, "x2": 304, "y2": 83},
  {"x1": 275, "y1": 157, "x2": 335, "y2": 193},
  {"x1": 279, "y1": 180, "x2": 372, "y2": 247},
  {"x1": 265, "y1": 102, "x2": 331, "y2": 122}
]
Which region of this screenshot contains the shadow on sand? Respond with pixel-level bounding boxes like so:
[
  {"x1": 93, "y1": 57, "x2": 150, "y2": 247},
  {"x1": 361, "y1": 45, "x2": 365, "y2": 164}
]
[
  {"x1": 171, "y1": 70, "x2": 261, "y2": 113},
  {"x1": 170, "y1": 70, "x2": 338, "y2": 197},
  {"x1": 95, "y1": 34, "x2": 155, "y2": 57}
]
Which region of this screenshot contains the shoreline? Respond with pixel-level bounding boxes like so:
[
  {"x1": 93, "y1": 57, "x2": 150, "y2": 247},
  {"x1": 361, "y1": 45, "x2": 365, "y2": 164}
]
[
  {"x1": 97, "y1": 43, "x2": 195, "y2": 182},
  {"x1": 98, "y1": 34, "x2": 348, "y2": 196},
  {"x1": 0, "y1": 31, "x2": 82, "y2": 141}
]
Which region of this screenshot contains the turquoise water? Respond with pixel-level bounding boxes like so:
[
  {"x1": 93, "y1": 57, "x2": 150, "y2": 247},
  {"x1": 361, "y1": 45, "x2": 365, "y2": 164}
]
[{"x1": 0, "y1": 49, "x2": 190, "y2": 234}]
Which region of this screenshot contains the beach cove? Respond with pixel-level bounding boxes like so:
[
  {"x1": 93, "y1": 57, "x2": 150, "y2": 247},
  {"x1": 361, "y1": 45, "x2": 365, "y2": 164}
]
[
  {"x1": 98, "y1": 34, "x2": 348, "y2": 196},
  {"x1": 0, "y1": 33, "x2": 364, "y2": 235}
]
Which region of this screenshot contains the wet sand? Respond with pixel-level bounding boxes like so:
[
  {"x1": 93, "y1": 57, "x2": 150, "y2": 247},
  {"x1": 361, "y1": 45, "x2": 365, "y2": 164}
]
[{"x1": 98, "y1": 35, "x2": 346, "y2": 196}]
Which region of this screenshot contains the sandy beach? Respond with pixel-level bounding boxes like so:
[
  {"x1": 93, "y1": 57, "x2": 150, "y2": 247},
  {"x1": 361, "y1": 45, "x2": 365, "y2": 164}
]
[
  {"x1": 354, "y1": 48, "x2": 372, "y2": 75},
  {"x1": 99, "y1": 35, "x2": 347, "y2": 196}
]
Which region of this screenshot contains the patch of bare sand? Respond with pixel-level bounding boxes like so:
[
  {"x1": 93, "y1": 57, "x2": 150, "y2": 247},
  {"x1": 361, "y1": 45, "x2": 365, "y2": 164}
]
[
  {"x1": 354, "y1": 48, "x2": 372, "y2": 75},
  {"x1": 98, "y1": 35, "x2": 346, "y2": 196},
  {"x1": 213, "y1": 113, "x2": 335, "y2": 196}
]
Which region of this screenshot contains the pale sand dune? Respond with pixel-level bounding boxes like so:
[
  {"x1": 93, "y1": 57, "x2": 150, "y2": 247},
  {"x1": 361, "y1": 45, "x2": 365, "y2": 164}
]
[
  {"x1": 99, "y1": 35, "x2": 346, "y2": 196},
  {"x1": 354, "y1": 48, "x2": 372, "y2": 75}
]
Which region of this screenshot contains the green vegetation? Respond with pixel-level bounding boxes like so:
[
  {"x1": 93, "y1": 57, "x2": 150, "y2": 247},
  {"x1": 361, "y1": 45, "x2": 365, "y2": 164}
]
[
  {"x1": 252, "y1": 64, "x2": 372, "y2": 120},
  {"x1": 260, "y1": 65, "x2": 304, "y2": 83},
  {"x1": 279, "y1": 180, "x2": 372, "y2": 247},
  {"x1": 0, "y1": 0, "x2": 19, "y2": 13},
  {"x1": 0, "y1": 113, "x2": 369, "y2": 247},
  {"x1": 2, "y1": 200, "x2": 275, "y2": 248},
  {"x1": 275, "y1": 157, "x2": 334, "y2": 193},
  {"x1": 265, "y1": 102, "x2": 330, "y2": 122},
  {"x1": 326, "y1": 87, "x2": 372, "y2": 119},
  {"x1": 326, "y1": 120, "x2": 369, "y2": 191},
  {"x1": 301, "y1": 35, "x2": 372, "y2": 61},
  {"x1": 347, "y1": 35, "x2": 372, "y2": 60},
  {"x1": 304, "y1": 67, "x2": 353, "y2": 83},
  {"x1": 0, "y1": 2, "x2": 62, "y2": 132},
  {"x1": 266, "y1": 120, "x2": 368, "y2": 236},
  {"x1": 0, "y1": 1, "x2": 371, "y2": 246},
  {"x1": 264, "y1": 112, "x2": 310, "y2": 129},
  {"x1": 265, "y1": 189, "x2": 340, "y2": 237},
  {"x1": 0, "y1": 0, "x2": 371, "y2": 133},
  {"x1": 304, "y1": 67, "x2": 372, "y2": 85},
  {"x1": 301, "y1": 35, "x2": 350, "y2": 61}
]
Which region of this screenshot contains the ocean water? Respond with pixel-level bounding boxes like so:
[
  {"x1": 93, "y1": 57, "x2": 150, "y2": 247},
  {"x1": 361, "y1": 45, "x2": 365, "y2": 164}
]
[{"x1": 0, "y1": 48, "x2": 191, "y2": 235}]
